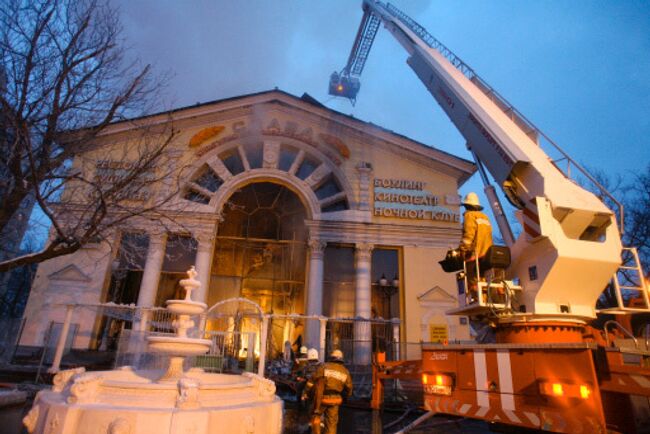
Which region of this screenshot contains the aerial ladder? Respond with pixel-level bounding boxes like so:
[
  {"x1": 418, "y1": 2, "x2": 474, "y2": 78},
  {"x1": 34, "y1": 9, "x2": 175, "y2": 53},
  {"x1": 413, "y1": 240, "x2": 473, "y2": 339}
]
[{"x1": 332, "y1": 2, "x2": 650, "y2": 432}]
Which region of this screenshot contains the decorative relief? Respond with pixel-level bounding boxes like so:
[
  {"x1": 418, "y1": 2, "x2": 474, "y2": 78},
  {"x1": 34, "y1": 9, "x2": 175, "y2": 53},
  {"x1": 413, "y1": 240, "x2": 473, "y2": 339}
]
[
  {"x1": 319, "y1": 133, "x2": 351, "y2": 159},
  {"x1": 355, "y1": 243, "x2": 374, "y2": 262},
  {"x1": 262, "y1": 141, "x2": 280, "y2": 169},
  {"x1": 194, "y1": 231, "x2": 216, "y2": 252},
  {"x1": 176, "y1": 378, "x2": 201, "y2": 409},
  {"x1": 243, "y1": 372, "x2": 276, "y2": 400},
  {"x1": 52, "y1": 367, "x2": 86, "y2": 392},
  {"x1": 67, "y1": 373, "x2": 103, "y2": 404},
  {"x1": 307, "y1": 238, "x2": 327, "y2": 260},
  {"x1": 195, "y1": 117, "x2": 346, "y2": 165},
  {"x1": 108, "y1": 418, "x2": 132, "y2": 434},
  {"x1": 189, "y1": 126, "x2": 225, "y2": 148}
]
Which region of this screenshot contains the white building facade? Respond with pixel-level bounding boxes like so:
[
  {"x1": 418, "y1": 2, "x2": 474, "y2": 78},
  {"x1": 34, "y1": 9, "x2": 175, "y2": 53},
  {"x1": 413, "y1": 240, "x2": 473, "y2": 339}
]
[{"x1": 21, "y1": 90, "x2": 475, "y2": 360}]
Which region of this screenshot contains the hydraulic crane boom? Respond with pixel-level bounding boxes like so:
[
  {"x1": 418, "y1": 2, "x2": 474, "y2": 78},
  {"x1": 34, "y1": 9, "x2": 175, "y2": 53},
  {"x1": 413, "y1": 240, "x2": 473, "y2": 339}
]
[{"x1": 332, "y1": 1, "x2": 636, "y2": 321}]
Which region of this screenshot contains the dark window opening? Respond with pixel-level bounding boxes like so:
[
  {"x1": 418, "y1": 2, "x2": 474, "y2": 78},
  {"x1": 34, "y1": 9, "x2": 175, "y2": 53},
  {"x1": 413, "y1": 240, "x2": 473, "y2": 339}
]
[
  {"x1": 246, "y1": 142, "x2": 264, "y2": 169},
  {"x1": 157, "y1": 234, "x2": 198, "y2": 306},
  {"x1": 296, "y1": 156, "x2": 319, "y2": 180},
  {"x1": 194, "y1": 165, "x2": 223, "y2": 192},
  {"x1": 371, "y1": 249, "x2": 400, "y2": 320},
  {"x1": 162, "y1": 234, "x2": 198, "y2": 273},
  {"x1": 314, "y1": 176, "x2": 342, "y2": 200},
  {"x1": 279, "y1": 146, "x2": 298, "y2": 172},
  {"x1": 219, "y1": 148, "x2": 245, "y2": 175}
]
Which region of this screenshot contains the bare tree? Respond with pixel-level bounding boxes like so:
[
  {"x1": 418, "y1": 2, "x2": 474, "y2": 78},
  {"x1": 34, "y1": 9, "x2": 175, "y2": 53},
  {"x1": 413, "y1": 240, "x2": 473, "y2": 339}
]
[
  {"x1": 590, "y1": 164, "x2": 650, "y2": 309},
  {"x1": 0, "y1": 0, "x2": 179, "y2": 272}
]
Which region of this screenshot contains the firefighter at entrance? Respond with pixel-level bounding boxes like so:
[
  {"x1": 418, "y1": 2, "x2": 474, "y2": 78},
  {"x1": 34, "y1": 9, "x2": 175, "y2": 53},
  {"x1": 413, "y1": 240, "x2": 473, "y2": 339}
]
[
  {"x1": 297, "y1": 348, "x2": 321, "y2": 402},
  {"x1": 458, "y1": 192, "x2": 493, "y2": 301},
  {"x1": 304, "y1": 349, "x2": 352, "y2": 434}
]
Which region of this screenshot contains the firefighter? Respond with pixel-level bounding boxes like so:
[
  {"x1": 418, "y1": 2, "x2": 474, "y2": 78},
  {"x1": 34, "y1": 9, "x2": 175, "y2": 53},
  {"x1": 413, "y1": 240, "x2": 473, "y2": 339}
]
[
  {"x1": 298, "y1": 348, "x2": 321, "y2": 402},
  {"x1": 458, "y1": 192, "x2": 493, "y2": 258},
  {"x1": 458, "y1": 192, "x2": 493, "y2": 301},
  {"x1": 292, "y1": 345, "x2": 309, "y2": 375},
  {"x1": 306, "y1": 349, "x2": 352, "y2": 434}
]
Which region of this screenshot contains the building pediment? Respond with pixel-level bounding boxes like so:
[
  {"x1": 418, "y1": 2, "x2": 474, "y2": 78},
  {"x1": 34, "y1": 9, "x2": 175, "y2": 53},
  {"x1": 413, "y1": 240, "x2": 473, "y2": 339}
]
[
  {"x1": 417, "y1": 285, "x2": 456, "y2": 303},
  {"x1": 48, "y1": 264, "x2": 92, "y2": 282},
  {"x1": 98, "y1": 89, "x2": 475, "y2": 184}
]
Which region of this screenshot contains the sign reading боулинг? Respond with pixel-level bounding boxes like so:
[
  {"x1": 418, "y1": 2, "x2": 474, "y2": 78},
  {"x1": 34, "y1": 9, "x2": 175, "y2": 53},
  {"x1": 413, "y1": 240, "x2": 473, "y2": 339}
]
[{"x1": 373, "y1": 178, "x2": 460, "y2": 222}]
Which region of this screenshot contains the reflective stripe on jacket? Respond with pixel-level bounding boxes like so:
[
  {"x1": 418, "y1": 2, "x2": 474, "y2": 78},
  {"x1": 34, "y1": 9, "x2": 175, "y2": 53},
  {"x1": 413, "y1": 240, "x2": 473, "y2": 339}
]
[{"x1": 311, "y1": 361, "x2": 353, "y2": 399}]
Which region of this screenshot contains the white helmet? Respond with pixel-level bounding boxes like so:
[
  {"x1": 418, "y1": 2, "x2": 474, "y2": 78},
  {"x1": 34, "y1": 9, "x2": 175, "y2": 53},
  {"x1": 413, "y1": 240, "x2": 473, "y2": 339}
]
[
  {"x1": 299, "y1": 346, "x2": 308, "y2": 355},
  {"x1": 461, "y1": 192, "x2": 481, "y2": 208},
  {"x1": 330, "y1": 349, "x2": 344, "y2": 360},
  {"x1": 307, "y1": 348, "x2": 319, "y2": 361}
]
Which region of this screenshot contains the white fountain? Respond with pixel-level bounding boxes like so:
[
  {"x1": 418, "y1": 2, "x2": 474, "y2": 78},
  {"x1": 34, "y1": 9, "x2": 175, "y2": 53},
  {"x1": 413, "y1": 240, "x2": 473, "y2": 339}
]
[{"x1": 23, "y1": 267, "x2": 283, "y2": 434}]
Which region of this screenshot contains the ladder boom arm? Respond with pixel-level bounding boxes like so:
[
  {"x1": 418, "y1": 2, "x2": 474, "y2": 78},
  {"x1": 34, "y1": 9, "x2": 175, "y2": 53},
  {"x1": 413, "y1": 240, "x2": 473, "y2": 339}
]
[{"x1": 337, "y1": 0, "x2": 626, "y2": 319}]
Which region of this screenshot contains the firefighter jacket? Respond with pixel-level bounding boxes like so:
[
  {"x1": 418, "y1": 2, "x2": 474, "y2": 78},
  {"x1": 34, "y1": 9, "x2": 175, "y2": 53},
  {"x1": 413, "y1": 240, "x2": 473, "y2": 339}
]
[
  {"x1": 301, "y1": 361, "x2": 323, "y2": 399},
  {"x1": 459, "y1": 210, "x2": 493, "y2": 258},
  {"x1": 311, "y1": 361, "x2": 352, "y2": 399}
]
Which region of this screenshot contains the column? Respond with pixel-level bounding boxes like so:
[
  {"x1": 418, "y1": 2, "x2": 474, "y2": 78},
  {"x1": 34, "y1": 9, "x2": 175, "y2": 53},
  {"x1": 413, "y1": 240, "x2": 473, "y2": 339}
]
[
  {"x1": 305, "y1": 238, "x2": 326, "y2": 350},
  {"x1": 47, "y1": 304, "x2": 74, "y2": 373},
  {"x1": 194, "y1": 232, "x2": 215, "y2": 305},
  {"x1": 137, "y1": 232, "x2": 167, "y2": 308},
  {"x1": 354, "y1": 243, "x2": 373, "y2": 365}
]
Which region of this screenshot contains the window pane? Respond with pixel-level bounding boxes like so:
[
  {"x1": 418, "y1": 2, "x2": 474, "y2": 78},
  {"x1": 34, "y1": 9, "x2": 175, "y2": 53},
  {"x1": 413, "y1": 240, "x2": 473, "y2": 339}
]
[
  {"x1": 246, "y1": 142, "x2": 264, "y2": 169},
  {"x1": 324, "y1": 245, "x2": 355, "y2": 282},
  {"x1": 219, "y1": 148, "x2": 245, "y2": 175},
  {"x1": 278, "y1": 146, "x2": 298, "y2": 172},
  {"x1": 314, "y1": 176, "x2": 342, "y2": 200},
  {"x1": 162, "y1": 235, "x2": 198, "y2": 273},
  {"x1": 194, "y1": 165, "x2": 223, "y2": 192},
  {"x1": 117, "y1": 233, "x2": 149, "y2": 270},
  {"x1": 296, "y1": 156, "x2": 319, "y2": 180}
]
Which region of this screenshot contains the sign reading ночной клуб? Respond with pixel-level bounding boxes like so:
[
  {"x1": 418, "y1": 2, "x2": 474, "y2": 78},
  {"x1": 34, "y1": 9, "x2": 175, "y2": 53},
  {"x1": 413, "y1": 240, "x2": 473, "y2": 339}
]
[{"x1": 373, "y1": 178, "x2": 459, "y2": 222}]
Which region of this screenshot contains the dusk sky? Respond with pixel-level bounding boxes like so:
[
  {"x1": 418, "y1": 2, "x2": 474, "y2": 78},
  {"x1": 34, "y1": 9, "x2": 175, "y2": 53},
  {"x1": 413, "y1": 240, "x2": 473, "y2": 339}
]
[{"x1": 114, "y1": 0, "x2": 649, "y2": 202}]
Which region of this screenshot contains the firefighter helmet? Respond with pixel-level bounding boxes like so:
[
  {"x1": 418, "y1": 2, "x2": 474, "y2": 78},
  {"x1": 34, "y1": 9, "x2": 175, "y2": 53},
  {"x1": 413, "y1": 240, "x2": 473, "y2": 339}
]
[
  {"x1": 330, "y1": 349, "x2": 344, "y2": 360},
  {"x1": 462, "y1": 192, "x2": 481, "y2": 207},
  {"x1": 307, "y1": 348, "x2": 319, "y2": 360},
  {"x1": 300, "y1": 346, "x2": 308, "y2": 355}
]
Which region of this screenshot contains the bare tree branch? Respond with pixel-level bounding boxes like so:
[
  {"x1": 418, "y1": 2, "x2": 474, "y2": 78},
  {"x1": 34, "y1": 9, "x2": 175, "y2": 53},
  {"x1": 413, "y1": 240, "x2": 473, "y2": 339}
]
[{"x1": 0, "y1": 0, "x2": 179, "y2": 272}]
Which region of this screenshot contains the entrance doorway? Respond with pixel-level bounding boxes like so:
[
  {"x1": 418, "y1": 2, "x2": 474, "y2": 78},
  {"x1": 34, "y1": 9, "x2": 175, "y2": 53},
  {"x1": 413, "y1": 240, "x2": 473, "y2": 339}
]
[{"x1": 209, "y1": 182, "x2": 307, "y2": 316}]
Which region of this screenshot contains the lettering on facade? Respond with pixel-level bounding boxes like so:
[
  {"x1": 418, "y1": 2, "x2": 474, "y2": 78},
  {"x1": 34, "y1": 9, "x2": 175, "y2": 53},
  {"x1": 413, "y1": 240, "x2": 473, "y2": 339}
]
[
  {"x1": 373, "y1": 178, "x2": 460, "y2": 222},
  {"x1": 95, "y1": 160, "x2": 154, "y2": 201},
  {"x1": 195, "y1": 118, "x2": 349, "y2": 164}
]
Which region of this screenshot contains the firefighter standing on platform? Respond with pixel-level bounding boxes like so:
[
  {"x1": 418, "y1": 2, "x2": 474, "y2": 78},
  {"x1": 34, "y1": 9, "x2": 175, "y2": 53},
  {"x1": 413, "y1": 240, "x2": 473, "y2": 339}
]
[
  {"x1": 458, "y1": 192, "x2": 493, "y2": 258},
  {"x1": 304, "y1": 349, "x2": 352, "y2": 434},
  {"x1": 458, "y1": 192, "x2": 493, "y2": 302}
]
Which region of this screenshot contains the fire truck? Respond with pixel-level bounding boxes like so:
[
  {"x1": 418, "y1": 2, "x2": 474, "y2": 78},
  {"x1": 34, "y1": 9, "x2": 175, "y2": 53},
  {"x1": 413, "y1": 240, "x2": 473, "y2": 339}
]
[{"x1": 331, "y1": 2, "x2": 650, "y2": 432}]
